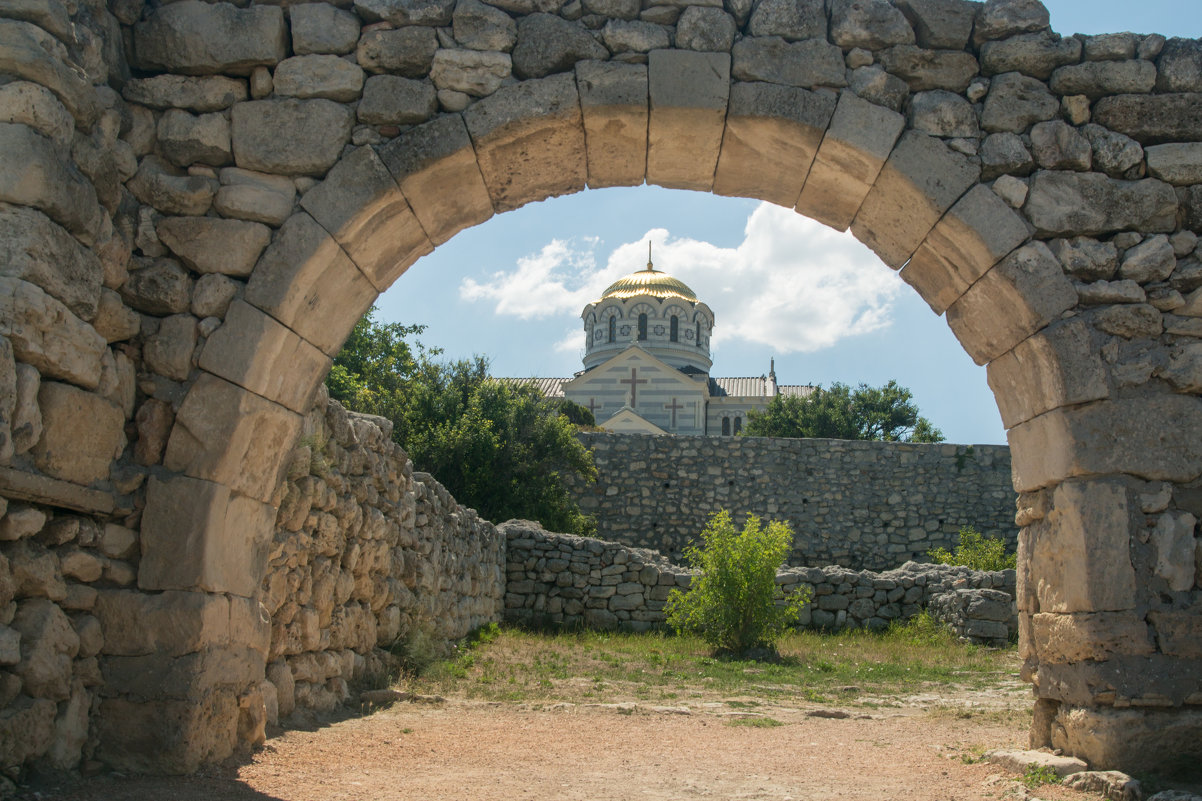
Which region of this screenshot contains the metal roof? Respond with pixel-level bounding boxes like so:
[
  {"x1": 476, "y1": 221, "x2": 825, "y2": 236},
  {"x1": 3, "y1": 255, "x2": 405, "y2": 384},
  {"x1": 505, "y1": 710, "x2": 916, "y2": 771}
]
[
  {"x1": 496, "y1": 377, "x2": 568, "y2": 397},
  {"x1": 709, "y1": 378, "x2": 815, "y2": 398}
]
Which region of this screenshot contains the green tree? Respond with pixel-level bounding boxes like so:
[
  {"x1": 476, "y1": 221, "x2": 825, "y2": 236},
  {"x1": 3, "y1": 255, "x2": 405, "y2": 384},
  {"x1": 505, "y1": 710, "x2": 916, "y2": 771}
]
[
  {"x1": 325, "y1": 310, "x2": 597, "y2": 534},
  {"x1": 928, "y1": 526, "x2": 1016, "y2": 571},
  {"x1": 665, "y1": 511, "x2": 809, "y2": 655},
  {"x1": 743, "y1": 380, "x2": 944, "y2": 442}
]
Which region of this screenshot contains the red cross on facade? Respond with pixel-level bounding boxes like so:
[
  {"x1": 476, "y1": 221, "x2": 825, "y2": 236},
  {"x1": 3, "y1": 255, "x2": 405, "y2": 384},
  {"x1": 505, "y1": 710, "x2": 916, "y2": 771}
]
[
  {"x1": 619, "y1": 367, "x2": 647, "y2": 406},
  {"x1": 664, "y1": 397, "x2": 683, "y2": 428}
]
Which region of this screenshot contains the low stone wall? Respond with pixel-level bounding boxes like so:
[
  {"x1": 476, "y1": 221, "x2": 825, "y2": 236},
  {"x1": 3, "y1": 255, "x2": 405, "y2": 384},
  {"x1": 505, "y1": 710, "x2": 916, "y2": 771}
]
[
  {"x1": 261, "y1": 389, "x2": 505, "y2": 721},
  {"x1": 569, "y1": 434, "x2": 1017, "y2": 570},
  {"x1": 501, "y1": 520, "x2": 1016, "y2": 641}
]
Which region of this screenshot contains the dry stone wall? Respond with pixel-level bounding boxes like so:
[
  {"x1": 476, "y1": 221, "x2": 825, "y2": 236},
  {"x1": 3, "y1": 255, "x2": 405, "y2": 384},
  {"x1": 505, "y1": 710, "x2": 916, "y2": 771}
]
[
  {"x1": 502, "y1": 520, "x2": 1017, "y2": 644},
  {"x1": 570, "y1": 433, "x2": 1016, "y2": 569},
  {"x1": 262, "y1": 387, "x2": 505, "y2": 721}
]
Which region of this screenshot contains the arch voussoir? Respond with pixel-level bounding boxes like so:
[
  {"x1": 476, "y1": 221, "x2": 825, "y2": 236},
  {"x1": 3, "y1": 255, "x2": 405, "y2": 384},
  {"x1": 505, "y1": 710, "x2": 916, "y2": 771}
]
[
  {"x1": 576, "y1": 59, "x2": 648, "y2": 189},
  {"x1": 646, "y1": 49, "x2": 729, "y2": 192}
]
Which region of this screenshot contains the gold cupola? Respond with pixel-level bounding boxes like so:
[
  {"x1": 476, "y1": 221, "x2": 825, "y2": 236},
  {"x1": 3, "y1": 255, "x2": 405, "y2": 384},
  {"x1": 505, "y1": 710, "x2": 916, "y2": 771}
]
[{"x1": 597, "y1": 244, "x2": 698, "y2": 303}]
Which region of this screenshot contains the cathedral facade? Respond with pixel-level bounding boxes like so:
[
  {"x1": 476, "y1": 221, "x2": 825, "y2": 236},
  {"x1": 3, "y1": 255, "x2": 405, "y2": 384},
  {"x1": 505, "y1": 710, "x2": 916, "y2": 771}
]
[{"x1": 512, "y1": 252, "x2": 812, "y2": 436}]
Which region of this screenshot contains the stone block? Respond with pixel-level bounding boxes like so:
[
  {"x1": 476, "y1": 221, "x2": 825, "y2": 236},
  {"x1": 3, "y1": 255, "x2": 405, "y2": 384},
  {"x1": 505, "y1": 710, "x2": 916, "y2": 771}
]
[
  {"x1": 1145, "y1": 143, "x2": 1202, "y2": 186},
  {"x1": 675, "y1": 6, "x2": 736, "y2": 51},
  {"x1": 355, "y1": 0, "x2": 455, "y2": 26},
  {"x1": 32, "y1": 381, "x2": 123, "y2": 486},
  {"x1": 973, "y1": 0, "x2": 1049, "y2": 45},
  {"x1": 0, "y1": 20, "x2": 97, "y2": 128},
  {"x1": 796, "y1": 91, "x2": 904, "y2": 231},
  {"x1": 272, "y1": 55, "x2": 365, "y2": 103},
  {"x1": 230, "y1": 99, "x2": 353, "y2": 177},
  {"x1": 430, "y1": 49, "x2": 512, "y2": 98},
  {"x1": 1024, "y1": 171, "x2": 1177, "y2": 238},
  {"x1": 358, "y1": 75, "x2": 437, "y2": 126},
  {"x1": 139, "y1": 474, "x2": 276, "y2": 597},
  {"x1": 1030, "y1": 119, "x2": 1090, "y2": 171},
  {"x1": 378, "y1": 114, "x2": 493, "y2": 246},
  {"x1": 645, "y1": 50, "x2": 730, "y2": 192},
  {"x1": 454, "y1": 0, "x2": 517, "y2": 51},
  {"x1": 11, "y1": 598, "x2": 78, "y2": 700},
  {"x1": 1052, "y1": 706, "x2": 1202, "y2": 775},
  {"x1": 979, "y1": 31, "x2": 1081, "y2": 80},
  {"x1": 946, "y1": 240, "x2": 1075, "y2": 365},
  {"x1": 156, "y1": 216, "x2": 271, "y2": 277},
  {"x1": 1031, "y1": 611, "x2": 1153, "y2": 663},
  {"x1": 511, "y1": 13, "x2": 607, "y2": 79},
  {"x1": 199, "y1": 300, "x2": 330, "y2": 414},
  {"x1": 1150, "y1": 511, "x2": 1196, "y2": 592},
  {"x1": 0, "y1": 81, "x2": 74, "y2": 150},
  {"x1": 746, "y1": 0, "x2": 823, "y2": 40},
  {"x1": 244, "y1": 212, "x2": 378, "y2": 357},
  {"x1": 603, "y1": 20, "x2": 670, "y2": 54},
  {"x1": 299, "y1": 146, "x2": 432, "y2": 291},
  {"x1": 1149, "y1": 609, "x2": 1202, "y2": 659},
  {"x1": 894, "y1": 0, "x2": 975, "y2": 50},
  {"x1": 94, "y1": 589, "x2": 233, "y2": 657},
  {"x1": 730, "y1": 36, "x2": 846, "y2": 89},
  {"x1": 985, "y1": 749, "x2": 1087, "y2": 779},
  {"x1": 1092, "y1": 93, "x2": 1202, "y2": 146},
  {"x1": 190, "y1": 273, "x2": 237, "y2": 320},
  {"x1": 986, "y1": 318, "x2": 1108, "y2": 429},
  {"x1": 95, "y1": 692, "x2": 239, "y2": 774},
  {"x1": 127, "y1": 156, "x2": 217, "y2": 217},
  {"x1": 713, "y1": 82, "x2": 835, "y2": 207},
  {"x1": 121, "y1": 257, "x2": 193, "y2": 316},
  {"x1": 0, "y1": 123, "x2": 101, "y2": 243},
  {"x1": 848, "y1": 65, "x2": 909, "y2": 112},
  {"x1": 356, "y1": 27, "x2": 439, "y2": 77},
  {"x1": 133, "y1": 1, "x2": 287, "y2": 76},
  {"x1": 981, "y1": 72, "x2": 1059, "y2": 133},
  {"x1": 828, "y1": 0, "x2": 913, "y2": 49},
  {"x1": 850, "y1": 131, "x2": 979, "y2": 269},
  {"x1": 121, "y1": 74, "x2": 247, "y2": 112},
  {"x1": 143, "y1": 314, "x2": 197, "y2": 382},
  {"x1": 901, "y1": 184, "x2": 1030, "y2": 314},
  {"x1": 157, "y1": 110, "x2": 231, "y2": 168},
  {"x1": 0, "y1": 203, "x2": 102, "y2": 322},
  {"x1": 877, "y1": 45, "x2": 979, "y2": 92},
  {"x1": 576, "y1": 60, "x2": 647, "y2": 189},
  {"x1": 1009, "y1": 395, "x2": 1202, "y2": 491},
  {"x1": 1049, "y1": 60, "x2": 1157, "y2": 99},
  {"x1": 464, "y1": 73, "x2": 588, "y2": 211},
  {"x1": 290, "y1": 3, "x2": 359, "y2": 56}
]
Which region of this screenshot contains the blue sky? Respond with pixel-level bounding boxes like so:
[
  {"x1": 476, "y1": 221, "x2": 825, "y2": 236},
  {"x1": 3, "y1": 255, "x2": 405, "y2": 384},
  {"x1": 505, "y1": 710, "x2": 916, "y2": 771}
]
[{"x1": 376, "y1": 1, "x2": 1200, "y2": 446}]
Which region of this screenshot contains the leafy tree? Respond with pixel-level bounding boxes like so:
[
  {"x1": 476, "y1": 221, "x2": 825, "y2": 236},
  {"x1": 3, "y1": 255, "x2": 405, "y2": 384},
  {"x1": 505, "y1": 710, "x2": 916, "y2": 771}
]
[
  {"x1": 743, "y1": 380, "x2": 944, "y2": 443},
  {"x1": 665, "y1": 510, "x2": 809, "y2": 655},
  {"x1": 928, "y1": 526, "x2": 1016, "y2": 571},
  {"x1": 325, "y1": 309, "x2": 596, "y2": 534}
]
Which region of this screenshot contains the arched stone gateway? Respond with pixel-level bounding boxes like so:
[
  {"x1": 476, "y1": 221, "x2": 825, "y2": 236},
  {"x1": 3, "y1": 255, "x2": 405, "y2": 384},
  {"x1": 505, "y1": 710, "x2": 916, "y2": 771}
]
[{"x1": 0, "y1": 0, "x2": 1200, "y2": 777}]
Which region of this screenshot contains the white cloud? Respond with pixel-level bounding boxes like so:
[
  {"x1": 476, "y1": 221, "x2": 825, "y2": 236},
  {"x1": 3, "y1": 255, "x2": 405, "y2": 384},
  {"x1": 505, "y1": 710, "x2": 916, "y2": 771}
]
[{"x1": 458, "y1": 203, "x2": 904, "y2": 354}]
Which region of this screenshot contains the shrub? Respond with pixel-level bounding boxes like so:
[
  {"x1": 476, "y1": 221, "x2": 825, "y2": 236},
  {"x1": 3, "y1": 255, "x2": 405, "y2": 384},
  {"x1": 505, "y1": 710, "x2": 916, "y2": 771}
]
[
  {"x1": 928, "y1": 526, "x2": 1016, "y2": 572},
  {"x1": 665, "y1": 510, "x2": 809, "y2": 655}
]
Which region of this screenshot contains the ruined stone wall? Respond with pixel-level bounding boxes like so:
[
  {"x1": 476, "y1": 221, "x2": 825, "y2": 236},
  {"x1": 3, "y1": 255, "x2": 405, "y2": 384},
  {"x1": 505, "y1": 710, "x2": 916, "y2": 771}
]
[
  {"x1": 502, "y1": 520, "x2": 1016, "y2": 643},
  {"x1": 570, "y1": 433, "x2": 1017, "y2": 569},
  {"x1": 261, "y1": 389, "x2": 505, "y2": 722}
]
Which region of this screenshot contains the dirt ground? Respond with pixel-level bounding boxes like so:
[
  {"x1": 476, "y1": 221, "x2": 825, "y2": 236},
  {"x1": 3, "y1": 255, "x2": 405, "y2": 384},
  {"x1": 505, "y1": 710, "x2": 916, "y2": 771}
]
[{"x1": 19, "y1": 690, "x2": 1114, "y2": 801}]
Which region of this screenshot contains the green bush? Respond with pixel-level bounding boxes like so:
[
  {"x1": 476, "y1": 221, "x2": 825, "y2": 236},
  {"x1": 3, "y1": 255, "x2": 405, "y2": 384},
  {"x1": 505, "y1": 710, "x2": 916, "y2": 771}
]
[
  {"x1": 665, "y1": 510, "x2": 809, "y2": 655},
  {"x1": 928, "y1": 526, "x2": 1016, "y2": 572}
]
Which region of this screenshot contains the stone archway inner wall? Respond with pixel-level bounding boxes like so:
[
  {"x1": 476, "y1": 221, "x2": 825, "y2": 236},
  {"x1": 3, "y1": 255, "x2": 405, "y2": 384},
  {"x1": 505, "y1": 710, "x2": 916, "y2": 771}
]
[{"x1": 1, "y1": 0, "x2": 1201, "y2": 778}]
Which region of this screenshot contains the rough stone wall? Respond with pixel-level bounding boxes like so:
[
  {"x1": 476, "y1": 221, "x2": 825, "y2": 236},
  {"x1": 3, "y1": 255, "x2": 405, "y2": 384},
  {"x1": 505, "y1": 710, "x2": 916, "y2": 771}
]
[
  {"x1": 570, "y1": 433, "x2": 1016, "y2": 569},
  {"x1": 502, "y1": 520, "x2": 1016, "y2": 643},
  {"x1": 261, "y1": 388, "x2": 505, "y2": 721}
]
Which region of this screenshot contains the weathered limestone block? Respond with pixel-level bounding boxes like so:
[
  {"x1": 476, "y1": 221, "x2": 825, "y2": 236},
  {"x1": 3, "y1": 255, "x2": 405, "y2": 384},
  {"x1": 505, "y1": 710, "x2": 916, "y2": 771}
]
[
  {"x1": 575, "y1": 60, "x2": 647, "y2": 188},
  {"x1": 464, "y1": 73, "x2": 588, "y2": 210},
  {"x1": 32, "y1": 381, "x2": 124, "y2": 485},
  {"x1": 0, "y1": 696, "x2": 56, "y2": 769},
  {"x1": 128, "y1": 156, "x2": 217, "y2": 217},
  {"x1": 877, "y1": 46, "x2": 978, "y2": 92},
  {"x1": 973, "y1": 0, "x2": 1048, "y2": 45},
  {"x1": 1155, "y1": 37, "x2": 1202, "y2": 92},
  {"x1": 165, "y1": 373, "x2": 302, "y2": 503},
  {"x1": 121, "y1": 257, "x2": 193, "y2": 316},
  {"x1": 1050, "y1": 237, "x2": 1117, "y2": 281},
  {"x1": 94, "y1": 692, "x2": 240, "y2": 774},
  {"x1": 796, "y1": 90, "x2": 904, "y2": 231},
  {"x1": 980, "y1": 31, "x2": 1081, "y2": 79},
  {"x1": 1150, "y1": 511, "x2": 1196, "y2": 592},
  {"x1": 1009, "y1": 395, "x2": 1202, "y2": 491},
  {"x1": 122, "y1": 74, "x2": 247, "y2": 112},
  {"x1": 1145, "y1": 143, "x2": 1202, "y2": 186},
  {"x1": 199, "y1": 300, "x2": 330, "y2": 414},
  {"x1": 156, "y1": 216, "x2": 271, "y2": 278},
  {"x1": 133, "y1": 1, "x2": 287, "y2": 76},
  {"x1": 0, "y1": 20, "x2": 97, "y2": 128},
  {"x1": 290, "y1": 4, "x2": 360, "y2": 56},
  {"x1": 1049, "y1": 60, "x2": 1157, "y2": 99},
  {"x1": 453, "y1": 0, "x2": 517, "y2": 51},
  {"x1": 1031, "y1": 612, "x2": 1153, "y2": 663},
  {"x1": 1119, "y1": 235, "x2": 1175, "y2": 283},
  {"x1": 11, "y1": 362, "x2": 42, "y2": 455},
  {"x1": 157, "y1": 110, "x2": 231, "y2": 168},
  {"x1": 358, "y1": 76, "x2": 437, "y2": 125},
  {"x1": 602, "y1": 20, "x2": 670, "y2": 54},
  {"x1": 0, "y1": 504, "x2": 43, "y2": 541},
  {"x1": 43, "y1": 678, "x2": 89, "y2": 769},
  {"x1": 354, "y1": 0, "x2": 454, "y2": 26},
  {"x1": 244, "y1": 213, "x2": 376, "y2": 357},
  {"x1": 713, "y1": 82, "x2": 835, "y2": 207},
  {"x1": 214, "y1": 167, "x2": 296, "y2": 227},
  {"x1": 893, "y1": 0, "x2": 974, "y2": 49},
  {"x1": 378, "y1": 114, "x2": 493, "y2": 245},
  {"x1": 356, "y1": 27, "x2": 439, "y2": 77},
  {"x1": 828, "y1": 0, "x2": 913, "y2": 50},
  {"x1": 1024, "y1": 171, "x2": 1177, "y2": 237},
  {"x1": 1029, "y1": 120, "x2": 1090, "y2": 171},
  {"x1": 901, "y1": 184, "x2": 1030, "y2": 314},
  {"x1": 907, "y1": 89, "x2": 978, "y2": 138},
  {"x1": 981, "y1": 72, "x2": 1059, "y2": 133},
  {"x1": 730, "y1": 37, "x2": 846, "y2": 89},
  {"x1": 11, "y1": 599, "x2": 79, "y2": 700},
  {"x1": 94, "y1": 589, "x2": 232, "y2": 657},
  {"x1": 8, "y1": 539, "x2": 66, "y2": 600},
  {"x1": 0, "y1": 124, "x2": 101, "y2": 244},
  {"x1": 980, "y1": 132, "x2": 1033, "y2": 180},
  {"x1": 987, "y1": 318, "x2": 1108, "y2": 428},
  {"x1": 1092, "y1": 93, "x2": 1202, "y2": 145},
  {"x1": 1080, "y1": 124, "x2": 1143, "y2": 178},
  {"x1": 675, "y1": 6, "x2": 736, "y2": 52},
  {"x1": 300, "y1": 146, "x2": 432, "y2": 290},
  {"x1": 134, "y1": 398, "x2": 173, "y2": 466},
  {"x1": 231, "y1": 99, "x2": 353, "y2": 177},
  {"x1": 143, "y1": 314, "x2": 197, "y2": 382},
  {"x1": 946, "y1": 241, "x2": 1076, "y2": 365},
  {"x1": 0, "y1": 204, "x2": 102, "y2": 322},
  {"x1": 59, "y1": 548, "x2": 104, "y2": 582},
  {"x1": 1161, "y1": 341, "x2": 1202, "y2": 393},
  {"x1": 1149, "y1": 609, "x2": 1202, "y2": 658},
  {"x1": 645, "y1": 50, "x2": 730, "y2": 192},
  {"x1": 746, "y1": 0, "x2": 824, "y2": 40},
  {"x1": 848, "y1": 65, "x2": 909, "y2": 112},
  {"x1": 0, "y1": 81, "x2": 74, "y2": 149},
  {"x1": 850, "y1": 131, "x2": 978, "y2": 269},
  {"x1": 511, "y1": 13, "x2": 607, "y2": 79},
  {"x1": 0, "y1": 277, "x2": 105, "y2": 390},
  {"x1": 1051, "y1": 707, "x2": 1202, "y2": 776},
  {"x1": 429, "y1": 49, "x2": 512, "y2": 97},
  {"x1": 273, "y1": 55, "x2": 365, "y2": 103}
]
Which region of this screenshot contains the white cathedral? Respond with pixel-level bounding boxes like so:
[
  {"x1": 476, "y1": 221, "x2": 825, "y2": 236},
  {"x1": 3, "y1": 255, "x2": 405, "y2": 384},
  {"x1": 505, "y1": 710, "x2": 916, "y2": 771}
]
[{"x1": 511, "y1": 249, "x2": 813, "y2": 436}]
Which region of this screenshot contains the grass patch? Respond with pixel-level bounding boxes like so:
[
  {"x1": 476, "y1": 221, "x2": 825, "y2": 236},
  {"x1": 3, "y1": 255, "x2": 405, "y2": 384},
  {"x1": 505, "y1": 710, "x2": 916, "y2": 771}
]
[
  {"x1": 726, "y1": 717, "x2": 785, "y2": 728},
  {"x1": 398, "y1": 617, "x2": 1018, "y2": 709},
  {"x1": 1021, "y1": 764, "x2": 1060, "y2": 788}
]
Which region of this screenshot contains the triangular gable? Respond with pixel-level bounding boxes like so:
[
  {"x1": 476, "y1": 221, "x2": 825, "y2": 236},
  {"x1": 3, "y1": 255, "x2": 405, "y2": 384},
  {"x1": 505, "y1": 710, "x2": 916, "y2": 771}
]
[
  {"x1": 600, "y1": 406, "x2": 669, "y2": 435},
  {"x1": 563, "y1": 345, "x2": 708, "y2": 395}
]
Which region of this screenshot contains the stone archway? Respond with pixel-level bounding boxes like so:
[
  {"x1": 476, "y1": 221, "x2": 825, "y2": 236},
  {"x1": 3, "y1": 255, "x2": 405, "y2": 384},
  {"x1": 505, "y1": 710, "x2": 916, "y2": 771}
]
[{"x1": 1, "y1": 0, "x2": 1200, "y2": 778}]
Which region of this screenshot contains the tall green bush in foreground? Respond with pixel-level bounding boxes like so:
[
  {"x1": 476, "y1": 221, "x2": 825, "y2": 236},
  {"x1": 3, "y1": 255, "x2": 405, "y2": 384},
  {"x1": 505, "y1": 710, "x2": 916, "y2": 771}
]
[
  {"x1": 665, "y1": 511, "x2": 809, "y2": 655},
  {"x1": 928, "y1": 526, "x2": 1016, "y2": 571}
]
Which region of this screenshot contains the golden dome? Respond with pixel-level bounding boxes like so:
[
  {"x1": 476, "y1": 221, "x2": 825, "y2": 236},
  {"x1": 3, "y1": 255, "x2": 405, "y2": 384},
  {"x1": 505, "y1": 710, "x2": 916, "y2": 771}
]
[{"x1": 598, "y1": 246, "x2": 698, "y2": 303}]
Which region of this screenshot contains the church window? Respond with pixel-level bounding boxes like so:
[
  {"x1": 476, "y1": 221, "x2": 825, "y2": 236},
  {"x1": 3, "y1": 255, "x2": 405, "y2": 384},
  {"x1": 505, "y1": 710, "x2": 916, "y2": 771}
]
[
  {"x1": 638, "y1": 313, "x2": 648, "y2": 341},
  {"x1": 696, "y1": 322, "x2": 701, "y2": 347},
  {"x1": 733, "y1": 417, "x2": 742, "y2": 435},
  {"x1": 670, "y1": 316, "x2": 679, "y2": 342},
  {"x1": 608, "y1": 317, "x2": 615, "y2": 343},
  {"x1": 721, "y1": 417, "x2": 730, "y2": 436}
]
